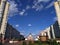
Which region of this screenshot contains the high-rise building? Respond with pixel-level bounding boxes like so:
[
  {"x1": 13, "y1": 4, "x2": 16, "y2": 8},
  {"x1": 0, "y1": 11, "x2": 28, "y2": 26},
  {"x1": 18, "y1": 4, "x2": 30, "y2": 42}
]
[
  {"x1": 53, "y1": 21, "x2": 60, "y2": 38},
  {"x1": 54, "y1": 1, "x2": 60, "y2": 28},
  {"x1": 0, "y1": 0, "x2": 23, "y2": 41},
  {"x1": 50, "y1": 21, "x2": 60, "y2": 39},
  {"x1": 0, "y1": 0, "x2": 10, "y2": 43},
  {"x1": 0, "y1": 1, "x2": 9, "y2": 34},
  {"x1": 5, "y1": 23, "x2": 20, "y2": 39},
  {"x1": 0, "y1": 0, "x2": 6, "y2": 27}
]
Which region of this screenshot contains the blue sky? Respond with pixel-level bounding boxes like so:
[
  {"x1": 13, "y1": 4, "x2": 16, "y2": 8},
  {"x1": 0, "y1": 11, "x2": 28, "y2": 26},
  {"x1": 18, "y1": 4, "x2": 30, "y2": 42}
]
[{"x1": 7, "y1": 0, "x2": 57, "y2": 36}]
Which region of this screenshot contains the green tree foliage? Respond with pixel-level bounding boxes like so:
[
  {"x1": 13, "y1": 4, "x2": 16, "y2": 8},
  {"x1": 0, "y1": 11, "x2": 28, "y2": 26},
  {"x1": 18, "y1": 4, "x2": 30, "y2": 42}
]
[
  {"x1": 48, "y1": 39, "x2": 58, "y2": 45},
  {"x1": 29, "y1": 41, "x2": 33, "y2": 45},
  {"x1": 23, "y1": 41, "x2": 26, "y2": 45},
  {"x1": 52, "y1": 40, "x2": 58, "y2": 45}
]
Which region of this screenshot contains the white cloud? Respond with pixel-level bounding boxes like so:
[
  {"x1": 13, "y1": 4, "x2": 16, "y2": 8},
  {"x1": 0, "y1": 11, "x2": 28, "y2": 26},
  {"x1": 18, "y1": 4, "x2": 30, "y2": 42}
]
[
  {"x1": 23, "y1": 9, "x2": 25, "y2": 11},
  {"x1": 36, "y1": 4, "x2": 43, "y2": 11},
  {"x1": 32, "y1": 0, "x2": 44, "y2": 11},
  {"x1": 20, "y1": 32, "x2": 24, "y2": 35},
  {"x1": 46, "y1": 1, "x2": 54, "y2": 8},
  {"x1": 8, "y1": 1, "x2": 18, "y2": 17},
  {"x1": 28, "y1": 24, "x2": 32, "y2": 27},
  {"x1": 33, "y1": 0, "x2": 50, "y2": 4},
  {"x1": 32, "y1": 5, "x2": 35, "y2": 9},
  {"x1": 32, "y1": 0, "x2": 38, "y2": 9},
  {"x1": 20, "y1": 31, "x2": 25, "y2": 35},
  {"x1": 19, "y1": 9, "x2": 26, "y2": 16},
  {"x1": 32, "y1": 4, "x2": 43, "y2": 11},
  {"x1": 15, "y1": 24, "x2": 19, "y2": 27},
  {"x1": 26, "y1": 5, "x2": 31, "y2": 10},
  {"x1": 19, "y1": 5, "x2": 30, "y2": 16},
  {"x1": 19, "y1": 11, "x2": 24, "y2": 15},
  {"x1": 32, "y1": 0, "x2": 51, "y2": 11},
  {"x1": 38, "y1": 0, "x2": 50, "y2": 2},
  {"x1": 32, "y1": 33, "x2": 36, "y2": 35}
]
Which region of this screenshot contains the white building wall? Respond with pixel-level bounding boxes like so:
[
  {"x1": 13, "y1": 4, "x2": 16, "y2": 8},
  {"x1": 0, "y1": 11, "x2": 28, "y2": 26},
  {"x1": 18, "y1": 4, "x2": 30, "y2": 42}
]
[
  {"x1": 54, "y1": 2, "x2": 60, "y2": 28},
  {"x1": 46, "y1": 27, "x2": 51, "y2": 39},
  {"x1": 0, "y1": 2, "x2": 9, "y2": 34},
  {"x1": 0, "y1": 0, "x2": 9, "y2": 43},
  {"x1": 51, "y1": 25, "x2": 55, "y2": 39},
  {"x1": 0, "y1": 0, "x2": 6, "y2": 33},
  {"x1": 40, "y1": 27, "x2": 51, "y2": 39}
]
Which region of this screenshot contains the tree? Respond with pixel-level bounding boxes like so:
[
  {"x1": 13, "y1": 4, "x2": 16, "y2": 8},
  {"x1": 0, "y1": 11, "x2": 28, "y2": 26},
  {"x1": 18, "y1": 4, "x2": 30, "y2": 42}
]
[
  {"x1": 48, "y1": 39, "x2": 58, "y2": 45},
  {"x1": 53, "y1": 40, "x2": 58, "y2": 45}
]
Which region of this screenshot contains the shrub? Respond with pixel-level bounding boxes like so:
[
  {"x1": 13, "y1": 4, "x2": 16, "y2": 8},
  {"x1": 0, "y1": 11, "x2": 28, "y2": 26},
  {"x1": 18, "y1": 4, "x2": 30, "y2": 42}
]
[
  {"x1": 48, "y1": 39, "x2": 58, "y2": 45},
  {"x1": 23, "y1": 41, "x2": 26, "y2": 45}
]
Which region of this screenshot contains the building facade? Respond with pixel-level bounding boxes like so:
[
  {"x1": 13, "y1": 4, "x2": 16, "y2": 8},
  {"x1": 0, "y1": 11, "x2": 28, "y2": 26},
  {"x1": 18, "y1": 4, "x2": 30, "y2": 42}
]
[
  {"x1": 5, "y1": 23, "x2": 20, "y2": 40},
  {"x1": 0, "y1": 0, "x2": 22, "y2": 41},
  {"x1": 54, "y1": 0, "x2": 60, "y2": 39},
  {"x1": 0, "y1": 0, "x2": 10, "y2": 43},
  {"x1": 0, "y1": 0, "x2": 9, "y2": 33},
  {"x1": 54, "y1": 1, "x2": 60, "y2": 28},
  {"x1": 40, "y1": 21, "x2": 60, "y2": 40},
  {"x1": 53, "y1": 21, "x2": 60, "y2": 38},
  {"x1": 25, "y1": 33, "x2": 34, "y2": 41}
]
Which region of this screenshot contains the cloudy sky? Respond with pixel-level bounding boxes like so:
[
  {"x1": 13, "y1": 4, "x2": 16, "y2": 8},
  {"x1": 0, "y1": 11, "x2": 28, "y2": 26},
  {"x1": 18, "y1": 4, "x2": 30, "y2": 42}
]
[{"x1": 7, "y1": 0, "x2": 57, "y2": 36}]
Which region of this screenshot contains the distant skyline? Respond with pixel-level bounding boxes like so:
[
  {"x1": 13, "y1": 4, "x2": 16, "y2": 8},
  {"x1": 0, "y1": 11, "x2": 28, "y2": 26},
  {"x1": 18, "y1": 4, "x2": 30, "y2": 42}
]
[{"x1": 7, "y1": 0, "x2": 57, "y2": 36}]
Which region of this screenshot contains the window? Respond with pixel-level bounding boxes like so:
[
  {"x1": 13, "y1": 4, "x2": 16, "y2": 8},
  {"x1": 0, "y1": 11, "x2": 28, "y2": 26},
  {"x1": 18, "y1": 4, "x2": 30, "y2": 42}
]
[{"x1": 0, "y1": 0, "x2": 1, "y2": 5}]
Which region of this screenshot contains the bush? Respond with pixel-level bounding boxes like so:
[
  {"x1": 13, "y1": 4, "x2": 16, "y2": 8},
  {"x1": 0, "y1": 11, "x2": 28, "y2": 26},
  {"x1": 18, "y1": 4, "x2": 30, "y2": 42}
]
[
  {"x1": 48, "y1": 39, "x2": 58, "y2": 45},
  {"x1": 23, "y1": 41, "x2": 26, "y2": 45},
  {"x1": 53, "y1": 40, "x2": 58, "y2": 45},
  {"x1": 34, "y1": 41, "x2": 43, "y2": 45},
  {"x1": 29, "y1": 41, "x2": 33, "y2": 45}
]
